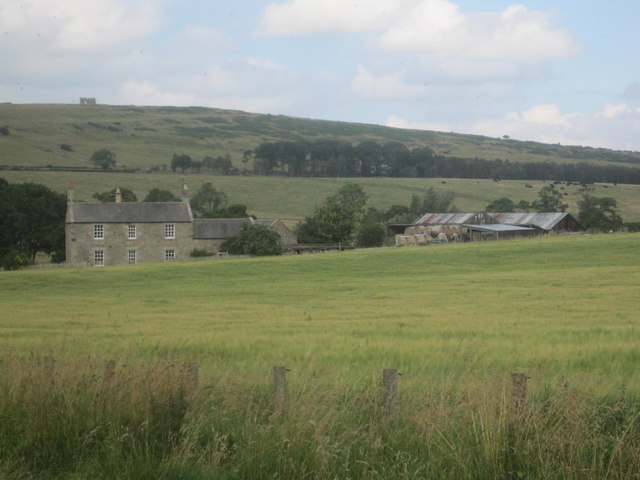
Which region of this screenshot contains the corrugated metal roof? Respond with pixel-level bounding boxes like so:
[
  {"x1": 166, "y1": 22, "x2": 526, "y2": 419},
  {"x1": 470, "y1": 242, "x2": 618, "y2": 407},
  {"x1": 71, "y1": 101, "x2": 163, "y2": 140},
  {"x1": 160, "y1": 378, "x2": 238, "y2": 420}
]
[
  {"x1": 413, "y1": 213, "x2": 491, "y2": 225},
  {"x1": 462, "y1": 224, "x2": 535, "y2": 232},
  {"x1": 67, "y1": 202, "x2": 192, "y2": 223},
  {"x1": 192, "y1": 218, "x2": 250, "y2": 239},
  {"x1": 490, "y1": 212, "x2": 571, "y2": 231}
]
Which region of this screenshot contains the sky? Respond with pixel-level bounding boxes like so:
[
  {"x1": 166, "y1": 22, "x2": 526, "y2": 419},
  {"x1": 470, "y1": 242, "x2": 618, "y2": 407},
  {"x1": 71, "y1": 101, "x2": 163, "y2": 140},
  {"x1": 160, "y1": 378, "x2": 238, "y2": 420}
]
[{"x1": 1, "y1": 0, "x2": 639, "y2": 151}]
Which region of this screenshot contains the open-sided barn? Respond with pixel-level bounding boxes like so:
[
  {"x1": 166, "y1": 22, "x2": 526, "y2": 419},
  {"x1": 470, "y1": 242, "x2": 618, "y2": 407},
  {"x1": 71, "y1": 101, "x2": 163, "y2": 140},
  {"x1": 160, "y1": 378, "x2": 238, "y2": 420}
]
[{"x1": 393, "y1": 211, "x2": 582, "y2": 244}]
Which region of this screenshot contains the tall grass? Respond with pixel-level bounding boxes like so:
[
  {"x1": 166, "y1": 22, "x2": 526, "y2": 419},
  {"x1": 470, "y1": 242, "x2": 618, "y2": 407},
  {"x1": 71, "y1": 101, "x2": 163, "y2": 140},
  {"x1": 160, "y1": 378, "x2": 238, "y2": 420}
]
[
  {"x1": 1, "y1": 356, "x2": 639, "y2": 479},
  {"x1": 1, "y1": 234, "x2": 639, "y2": 477}
]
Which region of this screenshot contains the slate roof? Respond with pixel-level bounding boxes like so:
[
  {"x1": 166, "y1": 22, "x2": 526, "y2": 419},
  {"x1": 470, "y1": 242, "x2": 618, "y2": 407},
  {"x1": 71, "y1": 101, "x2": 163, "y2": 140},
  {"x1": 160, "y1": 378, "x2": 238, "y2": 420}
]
[
  {"x1": 192, "y1": 218, "x2": 251, "y2": 239},
  {"x1": 67, "y1": 202, "x2": 192, "y2": 223}
]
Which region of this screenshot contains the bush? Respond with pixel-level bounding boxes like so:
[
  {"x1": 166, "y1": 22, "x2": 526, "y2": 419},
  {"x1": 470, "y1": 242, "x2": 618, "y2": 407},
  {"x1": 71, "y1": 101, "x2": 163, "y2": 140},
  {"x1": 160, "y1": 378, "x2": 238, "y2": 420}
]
[
  {"x1": 0, "y1": 249, "x2": 29, "y2": 270},
  {"x1": 221, "y1": 223, "x2": 283, "y2": 256},
  {"x1": 356, "y1": 223, "x2": 386, "y2": 248},
  {"x1": 190, "y1": 248, "x2": 214, "y2": 258},
  {"x1": 59, "y1": 144, "x2": 73, "y2": 151}
]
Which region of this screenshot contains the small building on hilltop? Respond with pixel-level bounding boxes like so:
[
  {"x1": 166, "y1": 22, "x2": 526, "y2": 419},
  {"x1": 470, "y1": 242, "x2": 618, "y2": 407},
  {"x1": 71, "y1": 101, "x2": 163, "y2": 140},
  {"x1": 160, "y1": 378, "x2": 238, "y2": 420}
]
[{"x1": 65, "y1": 185, "x2": 297, "y2": 266}]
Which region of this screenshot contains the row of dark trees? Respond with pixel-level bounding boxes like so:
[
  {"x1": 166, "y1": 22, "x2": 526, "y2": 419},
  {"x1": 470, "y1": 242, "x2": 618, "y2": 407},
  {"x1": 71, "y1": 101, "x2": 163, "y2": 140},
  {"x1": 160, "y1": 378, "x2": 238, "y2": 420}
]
[
  {"x1": 249, "y1": 140, "x2": 640, "y2": 184},
  {"x1": 171, "y1": 154, "x2": 236, "y2": 175}
]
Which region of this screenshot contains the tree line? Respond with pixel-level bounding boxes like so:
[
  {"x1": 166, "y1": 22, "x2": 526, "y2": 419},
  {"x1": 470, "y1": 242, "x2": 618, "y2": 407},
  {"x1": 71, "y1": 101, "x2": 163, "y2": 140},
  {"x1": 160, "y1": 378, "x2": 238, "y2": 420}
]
[{"x1": 247, "y1": 139, "x2": 640, "y2": 184}]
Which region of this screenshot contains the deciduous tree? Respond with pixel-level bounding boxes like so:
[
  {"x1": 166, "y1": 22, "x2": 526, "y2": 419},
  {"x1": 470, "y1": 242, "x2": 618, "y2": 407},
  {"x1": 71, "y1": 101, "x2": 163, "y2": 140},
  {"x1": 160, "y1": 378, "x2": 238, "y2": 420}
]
[
  {"x1": 532, "y1": 185, "x2": 567, "y2": 212},
  {"x1": 578, "y1": 193, "x2": 623, "y2": 232},
  {"x1": 0, "y1": 180, "x2": 66, "y2": 267},
  {"x1": 221, "y1": 223, "x2": 283, "y2": 256},
  {"x1": 295, "y1": 183, "x2": 367, "y2": 244},
  {"x1": 90, "y1": 149, "x2": 116, "y2": 170},
  {"x1": 190, "y1": 183, "x2": 228, "y2": 218},
  {"x1": 143, "y1": 188, "x2": 179, "y2": 202},
  {"x1": 485, "y1": 197, "x2": 517, "y2": 212}
]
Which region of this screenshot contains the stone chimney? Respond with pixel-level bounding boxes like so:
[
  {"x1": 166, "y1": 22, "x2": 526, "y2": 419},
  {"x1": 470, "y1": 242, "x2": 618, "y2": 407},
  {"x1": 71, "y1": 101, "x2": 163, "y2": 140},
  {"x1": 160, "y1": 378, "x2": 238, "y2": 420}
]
[
  {"x1": 66, "y1": 181, "x2": 74, "y2": 205},
  {"x1": 181, "y1": 183, "x2": 190, "y2": 203},
  {"x1": 115, "y1": 187, "x2": 122, "y2": 203}
]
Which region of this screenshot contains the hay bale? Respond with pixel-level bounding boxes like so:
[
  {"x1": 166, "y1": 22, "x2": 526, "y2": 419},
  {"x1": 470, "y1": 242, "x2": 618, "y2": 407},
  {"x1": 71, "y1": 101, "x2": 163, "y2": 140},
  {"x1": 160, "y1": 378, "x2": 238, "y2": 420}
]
[{"x1": 416, "y1": 234, "x2": 429, "y2": 244}]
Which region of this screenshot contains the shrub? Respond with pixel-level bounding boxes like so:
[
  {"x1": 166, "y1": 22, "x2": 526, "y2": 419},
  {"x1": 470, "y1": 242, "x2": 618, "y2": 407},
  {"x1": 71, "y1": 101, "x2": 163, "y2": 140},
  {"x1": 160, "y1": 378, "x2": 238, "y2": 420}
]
[
  {"x1": 221, "y1": 223, "x2": 283, "y2": 256},
  {"x1": 356, "y1": 223, "x2": 386, "y2": 248},
  {"x1": 190, "y1": 248, "x2": 214, "y2": 258},
  {"x1": 1, "y1": 249, "x2": 29, "y2": 270}
]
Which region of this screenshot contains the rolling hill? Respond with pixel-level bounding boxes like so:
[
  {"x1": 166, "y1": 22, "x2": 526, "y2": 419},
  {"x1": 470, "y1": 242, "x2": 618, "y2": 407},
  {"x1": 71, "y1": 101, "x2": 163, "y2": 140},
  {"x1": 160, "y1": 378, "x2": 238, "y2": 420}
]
[{"x1": 2, "y1": 103, "x2": 640, "y2": 171}]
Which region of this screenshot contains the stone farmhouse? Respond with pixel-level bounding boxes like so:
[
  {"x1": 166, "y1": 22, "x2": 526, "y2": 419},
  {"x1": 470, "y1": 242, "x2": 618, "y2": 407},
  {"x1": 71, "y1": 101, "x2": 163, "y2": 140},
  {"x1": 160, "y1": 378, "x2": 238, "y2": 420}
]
[
  {"x1": 391, "y1": 212, "x2": 581, "y2": 244},
  {"x1": 65, "y1": 185, "x2": 297, "y2": 267}
]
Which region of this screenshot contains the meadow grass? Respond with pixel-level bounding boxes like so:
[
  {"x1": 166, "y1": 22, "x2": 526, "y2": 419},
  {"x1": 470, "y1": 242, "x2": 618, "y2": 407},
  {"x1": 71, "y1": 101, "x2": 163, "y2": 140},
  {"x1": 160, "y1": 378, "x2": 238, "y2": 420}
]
[{"x1": 1, "y1": 234, "x2": 640, "y2": 478}]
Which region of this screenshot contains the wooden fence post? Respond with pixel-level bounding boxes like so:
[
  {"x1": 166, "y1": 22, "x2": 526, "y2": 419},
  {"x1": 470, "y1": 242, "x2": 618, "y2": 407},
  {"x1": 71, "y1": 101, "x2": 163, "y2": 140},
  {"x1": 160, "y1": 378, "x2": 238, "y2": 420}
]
[
  {"x1": 272, "y1": 366, "x2": 288, "y2": 418},
  {"x1": 511, "y1": 373, "x2": 528, "y2": 413},
  {"x1": 383, "y1": 368, "x2": 399, "y2": 424}
]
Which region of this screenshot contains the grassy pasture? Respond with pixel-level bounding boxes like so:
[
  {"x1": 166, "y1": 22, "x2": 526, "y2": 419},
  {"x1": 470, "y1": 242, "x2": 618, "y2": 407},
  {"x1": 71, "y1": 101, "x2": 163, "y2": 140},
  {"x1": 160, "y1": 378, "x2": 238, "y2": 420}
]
[
  {"x1": 1, "y1": 234, "x2": 640, "y2": 479},
  {"x1": 2, "y1": 170, "x2": 640, "y2": 222},
  {"x1": 1, "y1": 234, "x2": 639, "y2": 384}
]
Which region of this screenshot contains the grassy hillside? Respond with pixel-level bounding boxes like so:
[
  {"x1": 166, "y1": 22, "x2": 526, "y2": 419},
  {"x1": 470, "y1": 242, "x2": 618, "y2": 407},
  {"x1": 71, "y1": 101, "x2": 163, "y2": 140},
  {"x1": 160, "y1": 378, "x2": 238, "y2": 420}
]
[
  {"x1": 1, "y1": 235, "x2": 639, "y2": 478},
  {"x1": 2, "y1": 103, "x2": 640, "y2": 171}
]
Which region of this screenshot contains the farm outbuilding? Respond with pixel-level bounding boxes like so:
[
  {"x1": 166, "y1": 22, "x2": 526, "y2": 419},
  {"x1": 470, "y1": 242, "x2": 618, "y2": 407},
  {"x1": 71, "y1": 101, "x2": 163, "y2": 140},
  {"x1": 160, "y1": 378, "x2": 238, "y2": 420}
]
[
  {"x1": 393, "y1": 211, "x2": 582, "y2": 244},
  {"x1": 490, "y1": 212, "x2": 582, "y2": 234}
]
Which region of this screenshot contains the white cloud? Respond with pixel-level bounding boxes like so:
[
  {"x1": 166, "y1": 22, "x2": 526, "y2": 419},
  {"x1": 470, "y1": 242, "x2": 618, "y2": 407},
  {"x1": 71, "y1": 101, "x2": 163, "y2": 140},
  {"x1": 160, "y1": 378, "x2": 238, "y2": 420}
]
[
  {"x1": 506, "y1": 104, "x2": 574, "y2": 127},
  {"x1": 0, "y1": 0, "x2": 164, "y2": 53},
  {"x1": 379, "y1": 1, "x2": 579, "y2": 62},
  {"x1": 470, "y1": 103, "x2": 640, "y2": 151},
  {"x1": 598, "y1": 103, "x2": 632, "y2": 119},
  {"x1": 258, "y1": 0, "x2": 400, "y2": 35},
  {"x1": 115, "y1": 81, "x2": 195, "y2": 106},
  {"x1": 386, "y1": 115, "x2": 452, "y2": 132}
]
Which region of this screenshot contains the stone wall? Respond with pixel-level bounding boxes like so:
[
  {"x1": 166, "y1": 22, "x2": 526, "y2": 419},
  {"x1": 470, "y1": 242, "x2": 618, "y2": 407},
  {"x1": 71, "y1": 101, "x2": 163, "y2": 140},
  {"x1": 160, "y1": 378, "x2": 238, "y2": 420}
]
[{"x1": 66, "y1": 222, "x2": 193, "y2": 266}]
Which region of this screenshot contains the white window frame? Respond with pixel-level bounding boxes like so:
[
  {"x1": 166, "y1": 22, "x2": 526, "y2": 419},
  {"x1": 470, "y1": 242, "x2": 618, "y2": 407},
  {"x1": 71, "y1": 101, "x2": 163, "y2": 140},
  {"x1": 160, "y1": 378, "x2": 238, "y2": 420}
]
[
  {"x1": 165, "y1": 224, "x2": 175, "y2": 239},
  {"x1": 127, "y1": 224, "x2": 137, "y2": 240},
  {"x1": 93, "y1": 250, "x2": 104, "y2": 266},
  {"x1": 165, "y1": 249, "x2": 176, "y2": 262},
  {"x1": 127, "y1": 250, "x2": 137, "y2": 264},
  {"x1": 93, "y1": 224, "x2": 104, "y2": 240}
]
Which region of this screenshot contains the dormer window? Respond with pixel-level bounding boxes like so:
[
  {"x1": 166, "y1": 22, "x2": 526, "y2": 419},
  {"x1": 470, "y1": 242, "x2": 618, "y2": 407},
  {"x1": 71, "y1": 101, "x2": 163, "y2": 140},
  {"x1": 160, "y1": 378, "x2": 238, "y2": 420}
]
[
  {"x1": 165, "y1": 224, "x2": 175, "y2": 239},
  {"x1": 93, "y1": 224, "x2": 104, "y2": 240}
]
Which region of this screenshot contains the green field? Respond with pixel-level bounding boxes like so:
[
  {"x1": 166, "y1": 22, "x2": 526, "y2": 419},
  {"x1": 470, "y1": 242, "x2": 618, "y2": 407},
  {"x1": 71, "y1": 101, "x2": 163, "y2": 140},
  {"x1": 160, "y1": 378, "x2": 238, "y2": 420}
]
[
  {"x1": 3, "y1": 170, "x2": 640, "y2": 223},
  {"x1": 1, "y1": 235, "x2": 639, "y2": 478}
]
